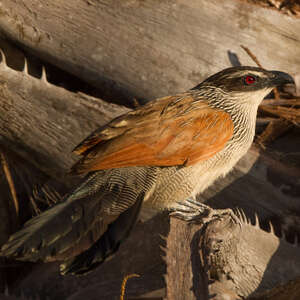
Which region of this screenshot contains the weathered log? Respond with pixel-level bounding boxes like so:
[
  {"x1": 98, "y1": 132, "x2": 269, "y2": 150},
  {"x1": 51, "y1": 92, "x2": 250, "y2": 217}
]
[
  {"x1": 0, "y1": 48, "x2": 129, "y2": 180},
  {"x1": 166, "y1": 207, "x2": 300, "y2": 299},
  {"x1": 165, "y1": 217, "x2": 208, "y2": 300},
  {"x1": 0, "y1": 0, "x2": 299, "y2": 104}
]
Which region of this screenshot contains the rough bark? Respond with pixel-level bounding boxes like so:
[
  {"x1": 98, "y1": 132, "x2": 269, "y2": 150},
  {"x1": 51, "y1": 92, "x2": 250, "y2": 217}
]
[
  {"x1": 165, "y1": 218, "x2": 208, "y2": 300},
  {"x1": 166, "y1": 208, "x2": 300, "y2": 299},
  {"x1": 0, "y1": 48, "x2": 129, "y2": 180}
]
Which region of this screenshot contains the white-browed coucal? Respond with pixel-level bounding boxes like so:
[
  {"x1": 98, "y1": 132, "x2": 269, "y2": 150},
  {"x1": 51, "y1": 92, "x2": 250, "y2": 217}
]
[{"x1": 0, "y1": 66, "x2": 294, "y2": 275}]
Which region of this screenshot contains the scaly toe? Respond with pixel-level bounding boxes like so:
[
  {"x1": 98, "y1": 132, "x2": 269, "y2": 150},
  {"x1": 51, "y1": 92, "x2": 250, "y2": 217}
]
[{"x1": 170, "y1": 198, "x2": 214, "y2": 223}]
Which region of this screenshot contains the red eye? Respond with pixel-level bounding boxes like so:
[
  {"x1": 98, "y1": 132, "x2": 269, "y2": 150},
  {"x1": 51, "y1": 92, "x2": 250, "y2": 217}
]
[{"x1": 245, "y1": 75, "x2": 256, "y2": 85}]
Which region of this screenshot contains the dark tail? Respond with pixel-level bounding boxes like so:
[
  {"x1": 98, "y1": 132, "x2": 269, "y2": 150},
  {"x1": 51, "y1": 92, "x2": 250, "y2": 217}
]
[
  {"x1": 60, "y1": 192, "x2": 144, "y2": 275},
  {"x1": 0, "y1": 171, "x2": 122, "y2": 262},
  {"x1": 0, "y1": 190, "x2": 104, "y2": 262},
  {"x1": 0, "y1": 168, "x2": 156, "y2": 269}
]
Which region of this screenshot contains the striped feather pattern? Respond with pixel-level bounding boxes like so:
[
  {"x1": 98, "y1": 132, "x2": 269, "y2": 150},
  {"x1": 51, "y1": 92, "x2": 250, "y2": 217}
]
[{"x1": 0, "y1": 167, "x2": 157, "y2": 262}]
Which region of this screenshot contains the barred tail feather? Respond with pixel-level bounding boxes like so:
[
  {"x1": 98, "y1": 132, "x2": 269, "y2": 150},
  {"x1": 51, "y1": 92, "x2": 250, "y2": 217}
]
[
  {"x1": 0, "y1": 192, "x2": 102, "y2": 262},
  {"x1": 0, "y1": 168, "x2": 156, "y2": 266},
  {"x1": 60, "y1": 193, "x2": 144, "y2": 275}
]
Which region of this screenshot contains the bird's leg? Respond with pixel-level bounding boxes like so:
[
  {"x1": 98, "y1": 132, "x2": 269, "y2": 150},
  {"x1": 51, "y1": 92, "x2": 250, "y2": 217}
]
[{"x1": 170, "y1": 197, "x2": 233, "y2": 223}]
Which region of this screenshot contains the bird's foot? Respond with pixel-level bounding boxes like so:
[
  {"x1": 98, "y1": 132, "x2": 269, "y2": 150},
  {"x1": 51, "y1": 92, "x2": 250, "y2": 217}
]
[{"x1": 170, "y1": 198, "x2": 233, "y2": 223}]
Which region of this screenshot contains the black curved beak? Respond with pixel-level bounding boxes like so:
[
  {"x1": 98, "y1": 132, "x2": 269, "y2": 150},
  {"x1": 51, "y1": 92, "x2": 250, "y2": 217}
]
[{"x1": 270, "y1": 70, "x2": 295, "y2": 87}]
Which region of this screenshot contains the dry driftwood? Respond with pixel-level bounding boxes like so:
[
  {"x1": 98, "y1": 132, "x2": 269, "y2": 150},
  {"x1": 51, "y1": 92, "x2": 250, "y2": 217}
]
[{"x1": 0, "y1": 0, "x2": 299, "y2": 104}]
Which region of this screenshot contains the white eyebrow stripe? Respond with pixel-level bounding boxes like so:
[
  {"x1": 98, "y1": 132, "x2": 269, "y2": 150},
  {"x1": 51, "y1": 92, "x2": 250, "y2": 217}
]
[{"x1": 227, "y1": 71, "x2": 268, "y2": 79}]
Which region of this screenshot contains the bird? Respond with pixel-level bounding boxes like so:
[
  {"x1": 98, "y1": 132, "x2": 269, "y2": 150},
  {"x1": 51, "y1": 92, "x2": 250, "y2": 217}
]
[{"x1": 0, "y1": 66, "x2": 294, "y2": 275}]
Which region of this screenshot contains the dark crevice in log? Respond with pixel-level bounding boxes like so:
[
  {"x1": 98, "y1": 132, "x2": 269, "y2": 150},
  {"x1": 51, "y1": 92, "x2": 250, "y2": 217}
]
[
  {"x1": 191, "y1": 228, "x2": 208, "y2": 300},
  {"x1": 0, "y1": 37, "x2": 138, "y2": 108},
  {"x1": 242, "y1": 0, "x2": 300, "y2": 17}
]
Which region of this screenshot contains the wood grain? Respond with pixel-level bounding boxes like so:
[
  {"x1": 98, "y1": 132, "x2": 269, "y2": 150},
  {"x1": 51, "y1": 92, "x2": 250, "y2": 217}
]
[{"x1": 0, "y1": 57, "x2": 129, "y2": 180}]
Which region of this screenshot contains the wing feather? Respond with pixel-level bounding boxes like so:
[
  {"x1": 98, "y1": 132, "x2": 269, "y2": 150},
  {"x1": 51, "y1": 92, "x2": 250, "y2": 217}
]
[{"x1": 71, "y1": 93, "x2": 234, "y2": 174}]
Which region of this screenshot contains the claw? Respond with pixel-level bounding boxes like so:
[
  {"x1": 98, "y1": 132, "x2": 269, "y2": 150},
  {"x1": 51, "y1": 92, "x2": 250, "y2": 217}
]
[
  {"x1": 171, "y1": 202, "x2": 195, "y2": 213},
  {"x1": 170, "y1": 198, "x2": 213, "y2": 223},
  {"x1": 171, "y1": 198, "x2": 237, "y2": 224},
  {"x1": 170, "y1": 211, "x2": 200, "y2": 222},
  {"x1": 180, "y1": 198, "x2": 211, "y2": 212}
]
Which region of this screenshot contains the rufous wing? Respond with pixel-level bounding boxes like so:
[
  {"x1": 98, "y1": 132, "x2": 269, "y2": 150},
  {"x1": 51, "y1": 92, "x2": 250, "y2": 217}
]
[{"x1": 71, "y1": 94, "x2": 234, "y2": 174}]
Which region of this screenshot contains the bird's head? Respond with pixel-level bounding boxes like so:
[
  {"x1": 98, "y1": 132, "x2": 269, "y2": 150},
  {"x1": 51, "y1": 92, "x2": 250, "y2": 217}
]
[{"x1": 194, "y1": 66, "x2": 295, "y2": 106}]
